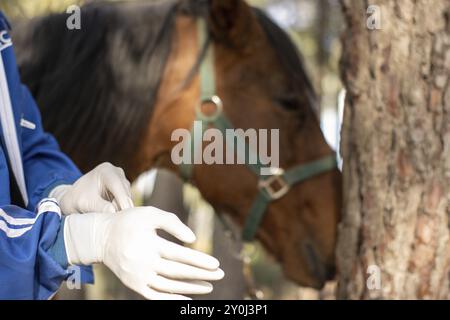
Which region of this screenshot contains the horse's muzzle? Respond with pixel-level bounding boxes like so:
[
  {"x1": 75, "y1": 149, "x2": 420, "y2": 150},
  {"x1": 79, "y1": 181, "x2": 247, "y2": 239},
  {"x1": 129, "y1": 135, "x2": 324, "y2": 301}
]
[{"x1": 304, "y1": 242, "x2": 336, "y2": 286}]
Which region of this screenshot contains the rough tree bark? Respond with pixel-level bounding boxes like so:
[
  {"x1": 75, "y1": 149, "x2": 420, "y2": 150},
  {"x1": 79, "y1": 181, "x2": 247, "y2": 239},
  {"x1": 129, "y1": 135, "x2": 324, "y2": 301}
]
[{"x1": 337, "y1": 0, "x2": 450, "y2": 299}]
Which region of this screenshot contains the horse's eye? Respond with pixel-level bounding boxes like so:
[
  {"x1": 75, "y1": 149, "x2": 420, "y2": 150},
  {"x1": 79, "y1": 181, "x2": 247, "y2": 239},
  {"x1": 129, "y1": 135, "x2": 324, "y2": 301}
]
[{"x1": 275, "y1": 95, "x2": 299, "y2": 111}]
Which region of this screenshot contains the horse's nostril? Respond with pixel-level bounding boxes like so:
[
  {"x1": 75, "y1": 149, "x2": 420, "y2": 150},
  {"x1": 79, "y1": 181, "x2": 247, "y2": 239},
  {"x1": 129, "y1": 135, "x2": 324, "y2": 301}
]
[
  {"x1": 304, "y1": 242, "x2": 326, "y2": 284},
  {"x1": 303, "y1": 242, "x2": 336, "y2": 284}
]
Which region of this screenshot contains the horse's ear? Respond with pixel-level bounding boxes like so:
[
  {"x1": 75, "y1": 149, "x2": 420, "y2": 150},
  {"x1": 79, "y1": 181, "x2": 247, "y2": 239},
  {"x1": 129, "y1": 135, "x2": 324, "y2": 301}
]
[{"x1": 208, "y1": 0, "x2": 255, "y2": 47}]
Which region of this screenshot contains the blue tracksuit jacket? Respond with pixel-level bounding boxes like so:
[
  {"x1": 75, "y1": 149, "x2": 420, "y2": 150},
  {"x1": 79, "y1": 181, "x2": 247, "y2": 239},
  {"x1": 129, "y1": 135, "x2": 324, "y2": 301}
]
[{"x1": 0, "y1": 11, "x2": 92, "y2": 299}]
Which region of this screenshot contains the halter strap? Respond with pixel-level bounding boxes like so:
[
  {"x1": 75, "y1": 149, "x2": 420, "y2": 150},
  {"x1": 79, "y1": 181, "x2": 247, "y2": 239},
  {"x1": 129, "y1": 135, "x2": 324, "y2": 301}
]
[
  {"x1": 179, "y1": 18, "x2": 337, "y2": 241},
  {"x1": 243, "y1": 155, "x2": 336, "y2": 241}
]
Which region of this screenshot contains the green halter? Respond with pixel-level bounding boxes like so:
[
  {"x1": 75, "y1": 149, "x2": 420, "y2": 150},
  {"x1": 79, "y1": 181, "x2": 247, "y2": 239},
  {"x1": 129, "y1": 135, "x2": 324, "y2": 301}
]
[{"x1": 179, "y1": 19, "x2": 337, "y2": 241}]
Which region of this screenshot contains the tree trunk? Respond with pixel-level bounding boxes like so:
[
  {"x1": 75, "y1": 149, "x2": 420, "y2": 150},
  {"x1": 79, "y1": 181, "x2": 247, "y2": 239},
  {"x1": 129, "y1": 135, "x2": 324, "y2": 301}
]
[{"x1": 338, "y1": 0, "x2": 450, "y2": 299}]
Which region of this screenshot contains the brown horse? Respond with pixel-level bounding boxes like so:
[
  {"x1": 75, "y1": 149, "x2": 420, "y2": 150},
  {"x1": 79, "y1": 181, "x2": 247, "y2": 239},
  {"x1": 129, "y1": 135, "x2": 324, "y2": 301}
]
[{"x1": 13, "y1": 0, "x2": 342, "y2": 289}]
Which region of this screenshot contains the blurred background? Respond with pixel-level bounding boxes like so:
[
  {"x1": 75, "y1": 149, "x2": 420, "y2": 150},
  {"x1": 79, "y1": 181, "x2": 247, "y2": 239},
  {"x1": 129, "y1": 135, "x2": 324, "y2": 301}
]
[{"x1": 2, "y1": 0, "x2": 345, "y2": 299}]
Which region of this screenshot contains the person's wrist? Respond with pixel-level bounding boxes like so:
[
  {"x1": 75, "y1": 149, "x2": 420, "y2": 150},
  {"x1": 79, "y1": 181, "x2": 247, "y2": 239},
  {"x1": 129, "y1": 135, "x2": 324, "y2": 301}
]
[
  {"x1": 64, "y1": 213, "x2": 113, "y2": 265},
  {"x1": 92, "y1": 213, "x2": 114, "y2": 264},
  {"x1": 49, "y1": 184, "x2": 73, "y2": 214},
  {"x1": 48, "y1": 184, "x2": 71, "y2": 201}
]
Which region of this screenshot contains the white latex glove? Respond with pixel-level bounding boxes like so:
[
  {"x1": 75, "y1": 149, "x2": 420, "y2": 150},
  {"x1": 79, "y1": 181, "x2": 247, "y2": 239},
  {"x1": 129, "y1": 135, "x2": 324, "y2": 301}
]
[
  {"x1": 64, "y1": 206, "x2": 225, "y2": 300},
  {"x1": 50, "y1": 162, "x2": 134, "y2": 214}
]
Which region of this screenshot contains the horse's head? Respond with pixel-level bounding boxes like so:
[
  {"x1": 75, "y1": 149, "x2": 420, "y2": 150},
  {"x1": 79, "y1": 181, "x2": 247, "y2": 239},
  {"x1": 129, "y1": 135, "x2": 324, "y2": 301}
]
[{"x1": 148, "y1": 0, "x2": 342, "y2": 289}]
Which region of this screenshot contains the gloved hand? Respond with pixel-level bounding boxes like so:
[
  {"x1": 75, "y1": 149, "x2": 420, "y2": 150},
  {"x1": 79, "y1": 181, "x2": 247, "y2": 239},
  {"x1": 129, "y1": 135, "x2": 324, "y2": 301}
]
[
  {"x1": 50, "y1": 162, "x2": 134, "y2": 214},
  {"x1": 64, "y1": 206, "x2": 225, "y2": 300}
]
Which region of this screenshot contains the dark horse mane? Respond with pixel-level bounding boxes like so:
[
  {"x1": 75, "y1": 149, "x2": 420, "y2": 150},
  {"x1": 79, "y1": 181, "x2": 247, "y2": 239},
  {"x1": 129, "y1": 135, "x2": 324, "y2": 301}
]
[{"x1": 14, "y1": 0, "x2": 316, "y2": 173}]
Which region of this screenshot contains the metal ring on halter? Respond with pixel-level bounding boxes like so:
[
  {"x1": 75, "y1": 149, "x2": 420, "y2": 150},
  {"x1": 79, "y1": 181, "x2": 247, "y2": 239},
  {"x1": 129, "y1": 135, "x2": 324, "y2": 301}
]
[
  {"x1": 258, "y1": 167, "x2": 290, "y2": 200},
  {"x1": 195, "y1": 95, "x2": 223, "y2": 122}
]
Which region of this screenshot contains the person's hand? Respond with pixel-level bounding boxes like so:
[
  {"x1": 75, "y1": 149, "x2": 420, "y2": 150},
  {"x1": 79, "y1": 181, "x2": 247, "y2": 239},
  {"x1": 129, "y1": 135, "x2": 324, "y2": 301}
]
[
  {"x1": 63, "y1": 206, "x2": 225, "y2": 299},
  {"x1": 50, "y1": 162, "x2": 134, "y2": 214}
]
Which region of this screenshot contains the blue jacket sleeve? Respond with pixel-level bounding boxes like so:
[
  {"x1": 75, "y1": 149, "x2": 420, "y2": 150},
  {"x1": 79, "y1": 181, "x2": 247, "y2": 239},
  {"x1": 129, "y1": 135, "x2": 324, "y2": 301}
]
[
  {"x1": 19, "y1": 85, "x2": 82, "y2": 210},
  {"x1": 0, "y1": 11, "x2": 81, "y2": 210},
  {"x1": 0, "y1": 199, "x2": 68, "y2": 300}
]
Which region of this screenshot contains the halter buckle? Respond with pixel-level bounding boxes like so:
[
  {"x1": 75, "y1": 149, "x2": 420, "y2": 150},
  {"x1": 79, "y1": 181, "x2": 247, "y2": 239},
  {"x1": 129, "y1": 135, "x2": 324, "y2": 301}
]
[
  {"x1": 196, "y1": 95, "x2": 223, "y2": 122},
  {"x1": 258, "y1": 168, "x2": 290, "y2": 200}
]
